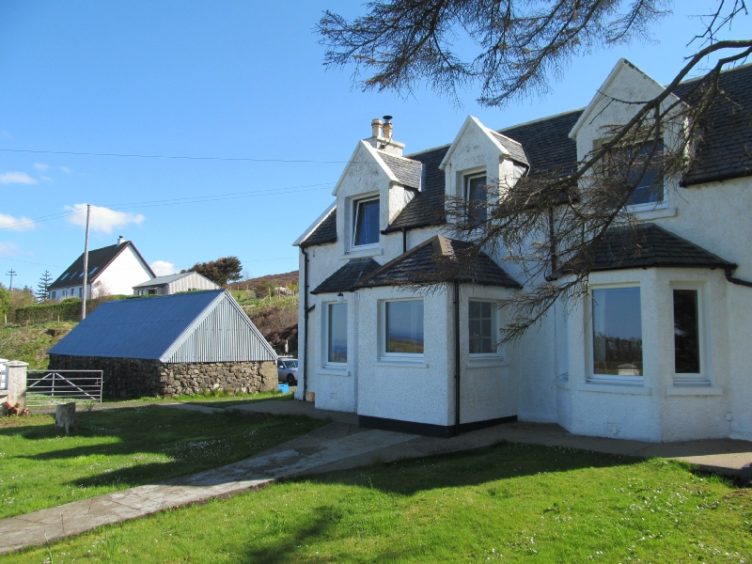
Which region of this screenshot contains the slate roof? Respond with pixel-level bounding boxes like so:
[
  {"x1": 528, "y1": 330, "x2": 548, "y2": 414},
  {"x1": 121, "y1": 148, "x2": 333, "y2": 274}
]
[
  {"x1": 378, "y1": 151, "x2": 423, "y2": 189},
  {"x1": 675, "y1": 63, "x2": 752, "y2": 185},
  {"x1": 299, "y1": 64, "x2": 752, "y2": 248},
  {"x1": 560, "y1": 223, "x2": 735, "y2": 274},
  {"x1": 48, "y1": 290, "x2": 276, "y2": 362},
  {"x1": 49, "y1": 242, "x2": 154, "y2": 290},
  {"x1": 357, "y1": 236, "x2": 520, "y2": 288},
  {"x1": 489, "y1": 130, "x2": 529, "y2": 165},
  {"x1": 383, "y1": 145, "x2": 449, "y2": 232},
  {"x1": 311, "y1": 258, "x2": 382, "y2": 294},
  {"x1": 300, "y1": 207, "x2": 337, "y2": 247}
]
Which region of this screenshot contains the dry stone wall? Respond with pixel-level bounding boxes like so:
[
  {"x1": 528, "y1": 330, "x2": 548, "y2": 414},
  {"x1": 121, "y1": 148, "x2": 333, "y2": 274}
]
[{"x1": 48, "y1": 355, "x2": 276, "y2": 398}]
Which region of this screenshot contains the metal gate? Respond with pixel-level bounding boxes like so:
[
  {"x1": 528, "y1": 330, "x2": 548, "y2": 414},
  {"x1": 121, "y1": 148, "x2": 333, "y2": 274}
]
[{"x1": 25, "y1": 370, "x2": 104, "y2": 406}]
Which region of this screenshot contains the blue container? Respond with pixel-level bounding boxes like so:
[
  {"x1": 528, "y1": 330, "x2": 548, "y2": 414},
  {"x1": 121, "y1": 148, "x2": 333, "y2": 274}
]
[{"x1": 278, "y1": 383, "x2": 290, "y2": 393}]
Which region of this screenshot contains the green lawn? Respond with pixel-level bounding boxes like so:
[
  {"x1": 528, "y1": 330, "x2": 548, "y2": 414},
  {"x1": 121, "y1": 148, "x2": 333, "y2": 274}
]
[
  {"x1": 0, "y1": 405, "x2": 322, "y2": 520},
  {"x1": 8, "y1": 442, "x2": 752, "y2": 562}
]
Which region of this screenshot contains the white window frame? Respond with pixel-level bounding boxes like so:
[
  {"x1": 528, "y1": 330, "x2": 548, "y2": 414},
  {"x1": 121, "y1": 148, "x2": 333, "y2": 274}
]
[
  {"x1": 671, "y1": 284, "x2": 709, "y2": 386},
  {"x1": 594, "y1": 138, "x2": 667, "y2": 214},
  {"x1": 351, "y1": 195, "x2": 380, "y2": 249},
  {"x1": 463, "y1": 171, "x2": 487, "y2": 225},
  {"x1": 323, "y1": 301, "x2": 348, "y2": 368},
  {"x1": 588, "y1": 283, "x2": 645, "y2": 385},
  {"x1": 379, "y1": 298, "x2": 425, "y2": 362},
  {"x1": 467, "y1": 299, "x2": 503, "y2": 358}
]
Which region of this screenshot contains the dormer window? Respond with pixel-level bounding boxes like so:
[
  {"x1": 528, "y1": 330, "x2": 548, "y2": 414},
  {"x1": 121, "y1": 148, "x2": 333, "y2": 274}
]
[
  {"x1": 600, "y1": 139, "x2": 664, "y2": 207},
  {"x1": 464, "y1": 172, "x2": 487, "y2": 225},
  {"x1": 353, "y1": 197, "x2": 379, "y2": 246}
]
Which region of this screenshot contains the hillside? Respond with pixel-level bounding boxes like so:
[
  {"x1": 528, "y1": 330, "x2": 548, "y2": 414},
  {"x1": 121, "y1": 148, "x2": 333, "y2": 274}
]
[{"x1": 0, "y1": 322, "x2": 76, "y2": 369}]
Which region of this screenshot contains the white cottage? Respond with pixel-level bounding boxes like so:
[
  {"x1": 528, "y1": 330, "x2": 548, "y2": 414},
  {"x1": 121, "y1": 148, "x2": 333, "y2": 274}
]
[
  {"x1": 295, "y1": 60, "x2": 752, "y2": 441},
  {"x1": 49, "y1": 237, "x2": 154, "y2": 300}
]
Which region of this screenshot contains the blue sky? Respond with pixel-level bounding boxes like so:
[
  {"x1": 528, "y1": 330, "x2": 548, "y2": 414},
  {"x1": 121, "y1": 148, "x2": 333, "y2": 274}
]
[{"x1": 0, "y1": 1, "x2": 746, "y2": 290}]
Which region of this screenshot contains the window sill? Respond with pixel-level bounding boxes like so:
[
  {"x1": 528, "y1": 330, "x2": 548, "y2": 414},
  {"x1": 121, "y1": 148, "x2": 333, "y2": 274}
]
[
  {"x1": 375, "y1": 358, "x2": 429, "y2": 369},
  {"x1": 578, "y1": 381, "x2": 652, "y2": 396},
  {"x1": 627, "y1": 205, "x2": 677, "y2": 221},
  {"x1": 318, "y1": 367, "x2": 350, "y2": 377},
  {"x1": 343, "y1": 246, "x2": 383, "y2": 259},
  {"x1": 465, "y1": 355, "x2": 506, "y2": 368},
  {"x1": 666, "y1": 385, "x2": 722, "y2": 397}
]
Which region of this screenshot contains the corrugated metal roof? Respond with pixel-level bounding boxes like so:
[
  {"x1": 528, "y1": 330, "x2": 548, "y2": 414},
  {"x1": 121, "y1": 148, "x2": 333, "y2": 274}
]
[
  {"x1": 49, "y1": 290, "x2": 276, "y2": 362},
  {"x1": 132, "y1": 272, "x2": 190, "y2": 287}
]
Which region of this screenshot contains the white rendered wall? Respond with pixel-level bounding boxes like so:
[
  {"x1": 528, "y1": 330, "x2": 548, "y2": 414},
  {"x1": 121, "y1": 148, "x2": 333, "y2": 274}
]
[
  {"x1": 559, "y1": 268, "x2": 732, "y2": 442},
  {"x1": 356, "y1": 285, "x2": 453, "y2": 426},
  {"x1": 458, "y1": 285, "x2": 518, "y2": 423},
  {"x1": 93, "y1": 246, "x2": 152, "y2": 297}
]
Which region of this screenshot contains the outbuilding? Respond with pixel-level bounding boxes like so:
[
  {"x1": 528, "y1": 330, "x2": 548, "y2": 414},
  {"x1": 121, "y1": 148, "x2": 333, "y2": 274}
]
[{"x1": 49, "y1": 290, "x2": 277, "y2": 397}]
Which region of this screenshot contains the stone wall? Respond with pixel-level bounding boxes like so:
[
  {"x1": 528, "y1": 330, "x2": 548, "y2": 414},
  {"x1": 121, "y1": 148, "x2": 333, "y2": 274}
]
[{"x1": 49, "y1": 355, "x2": 277, "y2": 398}]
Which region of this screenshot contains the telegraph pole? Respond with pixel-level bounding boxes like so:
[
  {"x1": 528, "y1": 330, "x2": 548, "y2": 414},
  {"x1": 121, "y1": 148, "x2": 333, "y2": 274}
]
[
  {"x1": 81, "y1": 204, "x2": 91, "y2": 320},
  {"x1": 6, "y1": 268, "x2": 16, "y2": 291}
]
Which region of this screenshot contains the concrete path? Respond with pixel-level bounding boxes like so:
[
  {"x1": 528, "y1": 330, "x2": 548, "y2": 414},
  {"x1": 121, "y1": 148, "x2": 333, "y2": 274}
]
[{"x1": 2, "y1": 399, "x2": 751, "y2": 555}]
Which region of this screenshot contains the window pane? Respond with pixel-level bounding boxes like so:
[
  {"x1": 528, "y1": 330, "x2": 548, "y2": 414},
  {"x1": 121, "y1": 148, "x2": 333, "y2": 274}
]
[
  {"x1": 354, "y1": 199, "x2": 379, "y2": 246},
  {"x1": 386, "y1": 300, "x2": 424, "y2": 353},
  {"x1": 465, "y1": 174, "x2": 487, "y2": 223},
  {"x1": 673, "y1": 289, "x2": 700, "y2": 373},
  {"x1": 626, "y1": 141, "x2": 664, "y2": 206},
  {"x1": 592, "y1": 287, "x2": 643, "y2": 376},
  {"x1": 328, "y1": 303, "x2": 348, "y2": 363},
  {"x1": 469, "y1": 300, "x2": 495, "y2": 354}
]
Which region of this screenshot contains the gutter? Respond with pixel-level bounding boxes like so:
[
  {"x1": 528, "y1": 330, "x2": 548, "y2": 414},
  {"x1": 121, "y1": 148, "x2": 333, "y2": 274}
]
[
  {"x1": 301, "y1": 247, "x2": 312, "y2": 399},
  {"x1": 453, "y1": 280, "x2": 461, "y2": 435},
  {"x1": 725, "y1": 266, "x2": 752, "y2": 288}
]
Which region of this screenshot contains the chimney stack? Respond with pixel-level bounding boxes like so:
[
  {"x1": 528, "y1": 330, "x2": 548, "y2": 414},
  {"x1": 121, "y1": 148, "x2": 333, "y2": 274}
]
[
  {"x1": 365, "y1": 114, "x2": 404, "y2": 156},
  {"x1": 117, "y1": 235, "x2": 125, "y2": 246}
]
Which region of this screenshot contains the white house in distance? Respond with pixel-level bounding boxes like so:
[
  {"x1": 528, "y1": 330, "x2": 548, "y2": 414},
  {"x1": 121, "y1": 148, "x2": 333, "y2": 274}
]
[
  {"x1": 49, "y1": 237, "x2": 155, "y2": 300},
  {"x1": 295, "y1": 59, "x2": 752, "y2": 442},
  {"x1": 133, "y1": 271, "x2": 219, "y2": 296}
]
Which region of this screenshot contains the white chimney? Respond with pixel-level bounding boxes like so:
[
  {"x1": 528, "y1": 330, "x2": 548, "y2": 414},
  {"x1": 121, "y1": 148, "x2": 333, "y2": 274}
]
[
  {"x1": 117, "y1": 235, "x2": 125, "y2": 245},
  {"x1": 365, "y1": 114, "x2": 404, "y2": 156}
]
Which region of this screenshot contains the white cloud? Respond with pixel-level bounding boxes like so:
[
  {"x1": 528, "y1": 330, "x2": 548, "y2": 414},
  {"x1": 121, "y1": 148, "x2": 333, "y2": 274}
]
[
  {"x1": 0, "y1": 242, "x2": 19, "y2": 257},
  {"x1": 150, "y1": 260, "x2": 177, "y2": 276},
  {"x1": 33, "y1": 163, "x2": 50, "y2": 171},
  {"x1": 65, "y1": 203, "x2": 145, "y2": 234},
  {"x1": 60, "y1": 166, "x2": 72, "y2": 174},
  {"x1": 0, "y1": 213, "x2": 35, "y2": 231},
  {"x1": 0, "y1": 171, "x2": 37, "y2": 185}
]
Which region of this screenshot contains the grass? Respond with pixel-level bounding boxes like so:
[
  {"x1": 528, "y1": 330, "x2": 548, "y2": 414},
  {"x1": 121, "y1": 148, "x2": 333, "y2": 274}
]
[
  {"x1": 0, "y1": 405, "x2": 322, "y2": 520},
  {"x1": 0, "y1": 321, "x2": 76, "y2": 369},
  {"x1": 7, "y1": 442, "x2": 752, "y2": 562}
]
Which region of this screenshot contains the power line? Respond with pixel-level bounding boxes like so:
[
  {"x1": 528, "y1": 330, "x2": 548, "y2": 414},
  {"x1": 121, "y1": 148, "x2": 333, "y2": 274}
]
[
  {"x1": 0, "y1": 146, "x2": 350, "y2": 165},
  {"x1": 27, "y1": 181, "x2": 335, "y2": 225}
]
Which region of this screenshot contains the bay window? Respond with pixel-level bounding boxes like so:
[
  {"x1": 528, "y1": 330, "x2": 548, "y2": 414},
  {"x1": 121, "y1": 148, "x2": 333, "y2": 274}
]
[
  {"x1": 591, "y1": 286, "x2": 643, "y2": 379},
  {"x1": 384, "y1": 299, "x2": 424, "y2": 355},
  {"x1": 326, "y1": 302, "x2": 348, "y2": 364}
]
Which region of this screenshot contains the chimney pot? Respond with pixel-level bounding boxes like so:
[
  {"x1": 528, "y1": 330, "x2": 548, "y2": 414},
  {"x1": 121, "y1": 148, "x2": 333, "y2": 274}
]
[
  {"x1": 371, "y1": 118, "x2": 383, "y2": 139},
  {"x1": 382, "y1": 115, "x2": 393, "y2": 139},
  {"x1": 117, "y1": 235, "x2": 125, "y2": 245}
]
